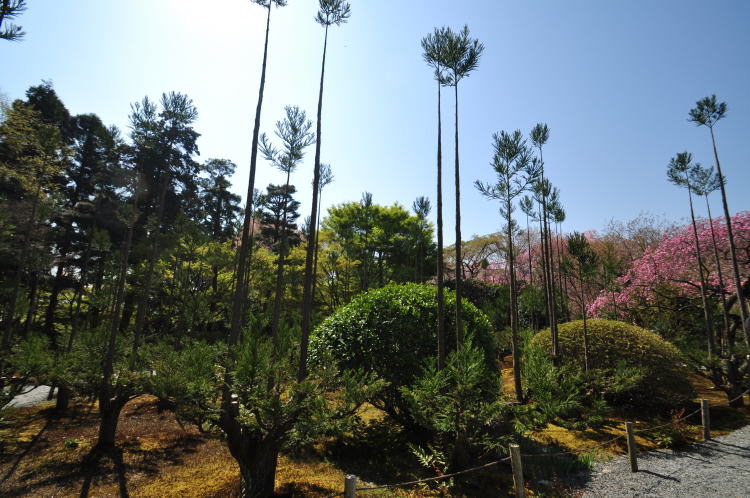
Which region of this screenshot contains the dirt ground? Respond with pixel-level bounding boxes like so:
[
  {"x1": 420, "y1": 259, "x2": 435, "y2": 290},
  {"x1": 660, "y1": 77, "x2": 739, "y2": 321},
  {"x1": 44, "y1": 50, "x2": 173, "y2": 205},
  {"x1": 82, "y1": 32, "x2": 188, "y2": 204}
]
[
  {"x1": 1, "y1": 370, "x2": 747, "y2": 497},
  {"x1": 0, "y1": 396, "x2": 353, "y2": 497}
]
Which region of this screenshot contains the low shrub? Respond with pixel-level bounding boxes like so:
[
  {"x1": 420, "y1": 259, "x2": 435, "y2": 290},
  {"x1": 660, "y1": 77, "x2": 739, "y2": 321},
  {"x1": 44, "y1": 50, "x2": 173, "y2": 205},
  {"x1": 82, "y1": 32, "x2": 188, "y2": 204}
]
[
  {"x1": 310, "y1": 283, "x2": 498, "y2": 423},
  {"x1": 531, "y1": 319, "x2": 694, "y2": 412}
]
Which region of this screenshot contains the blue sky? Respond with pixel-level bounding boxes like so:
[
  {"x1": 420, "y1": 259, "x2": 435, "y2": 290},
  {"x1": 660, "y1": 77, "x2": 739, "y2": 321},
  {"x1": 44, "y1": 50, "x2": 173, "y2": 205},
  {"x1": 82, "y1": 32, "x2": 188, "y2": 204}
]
[{"x1": 2, "y1": 0, "x2": 749, "y2": 244}]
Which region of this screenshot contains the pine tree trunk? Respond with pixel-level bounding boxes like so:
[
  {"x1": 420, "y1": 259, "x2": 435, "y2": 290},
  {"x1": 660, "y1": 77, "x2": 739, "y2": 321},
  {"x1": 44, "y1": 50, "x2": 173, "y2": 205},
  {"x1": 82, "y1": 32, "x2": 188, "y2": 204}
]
[
  {"x1": 526, "y1": 214, "x2": 533, "y2": 286},
  {"x1": 2, "y1": 184, "x2": 41, "y2": 359},
  {"x1": 22, "y1": 271, "x2": 38, "y2": 336},
  {"x1": 581, "y1": 273, "x2": 590, "y2": 375},
  {"x1": 229, "y1": 4, "x2": 272, "y2": 350},
  {"x1": 537, "y1": 154, "x2": 559, "y2": 364},
  {"x1": 131, "y1": 178, "x2": 169, "y2": 368},
  {"x1": 436, "y1": 78, "x2": 446, "y2": 370},
  {"x1": 705, "y1": 197, "x2": 731, "y2": 355},
  {"x1": 507, "y1": 200, "x2": 522, "y2": 402},
  {"x1": 96, "y1": 200, "x2": 136, "y2": 450},
  {"x1": 270, "y1": 172, "x2": 292, "y2": 355},
  {"x1": 311, "y1": 189, "x2": 324, "y2": 302},
  {"x1": 96, "y1": 393, "x2": 127, "y2": 451},
  {"x1": 299, "y1": 24, "x2": 329, "y2": 381},
  {"x1": 544, "y1": 206, "x2": 559, "y2": 363},
  {"x1": 687, "y1": 185, "x2": 715, "y2": 357},
  {"x1": 453, "y1": 83, "x2": 464, "y2": 349},
  {"x1": 236, "y1": 440, "x2": 280, "y2": 498},
  {"x1": 709, "y1": 127, "x2": 750, "y2": 350}
]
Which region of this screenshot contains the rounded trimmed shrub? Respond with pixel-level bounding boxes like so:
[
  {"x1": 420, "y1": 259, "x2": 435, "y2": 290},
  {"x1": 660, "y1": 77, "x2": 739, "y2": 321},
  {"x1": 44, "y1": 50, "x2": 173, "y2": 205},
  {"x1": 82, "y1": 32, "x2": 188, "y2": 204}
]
[
  {"x1": 310, "y1": 283, "x2": 498, "y2": 421},
  {"x1": 531, "y1": 319, "x2": 694, "y2": 411}
]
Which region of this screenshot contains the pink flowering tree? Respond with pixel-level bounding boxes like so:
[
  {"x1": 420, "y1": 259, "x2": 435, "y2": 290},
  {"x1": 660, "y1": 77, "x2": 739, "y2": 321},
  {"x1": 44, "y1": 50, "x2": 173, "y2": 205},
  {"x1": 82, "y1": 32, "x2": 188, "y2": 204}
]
[
  {"x1": 590, "y1": 212, "x2": 750, "y2": 323},
  {"x1": 589, "y1": 212, "x2": 750, "y2": 405}
]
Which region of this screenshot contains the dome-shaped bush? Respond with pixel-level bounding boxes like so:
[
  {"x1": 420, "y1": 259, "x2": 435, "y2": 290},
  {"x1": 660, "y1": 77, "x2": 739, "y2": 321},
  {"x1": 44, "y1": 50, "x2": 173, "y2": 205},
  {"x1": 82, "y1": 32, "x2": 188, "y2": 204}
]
[
  {"x1": 310, "y1": 283, "x2": 498, "y2": 421},
  {"x1": 531, "y1": 319, "x2": 694, "y2": 411}
]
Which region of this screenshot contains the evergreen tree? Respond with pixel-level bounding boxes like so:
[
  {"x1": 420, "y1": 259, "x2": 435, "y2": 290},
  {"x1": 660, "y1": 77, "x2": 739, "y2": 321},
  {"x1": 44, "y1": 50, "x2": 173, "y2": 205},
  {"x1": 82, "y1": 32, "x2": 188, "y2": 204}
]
[
  {"x1": 259, "y1": 105, "x2": 313, "y2": 350},
  {"x1": 531, "y1": 123, "x2": 560, "y2": 364},
  {"x1": 299, "y1": 0, "x2": 351, "y2": 381},
  {"x1": 667, "y1": 151, "x2": 715, "y2": 356},
  {"x1": 421, "y1": 26, "x2": 449, "y2": 369},
  {"x1": 564, "y1": 232, "x2": 598, "y2": 373},
  {"x1": 199, "y1": 158, "x2": 241, "y2": 242},
  {"x1": 0, "y1": 0, "x2": 25, "y2": 41},
  {"x1": 689, "y1": 95, "x2": 749, "y2": 350},
  {"x1": 441, "y1": 25, "x2": 483, "y2": 349},
  {"x1": 475, "y1": 130, "x2": 540, "y2": 402},
  {"x1": 691, "y1": 164, "x2": 731, "y2": 354},
  {"x1": 412, "y1": 196, "x2": 431, "y2": 283}
]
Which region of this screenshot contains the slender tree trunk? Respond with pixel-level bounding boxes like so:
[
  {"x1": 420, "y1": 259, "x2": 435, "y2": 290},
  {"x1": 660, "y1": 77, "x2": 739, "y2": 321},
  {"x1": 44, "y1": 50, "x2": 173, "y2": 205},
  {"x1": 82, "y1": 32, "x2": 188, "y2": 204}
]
[
  {"x1": 537, "y1": 153, "x2": 559, "y2": 363},
  {"x1": 705, "y1": 196, "x2": 731, "y2": 355},
  {"x1": 557, "y1": 224, "x2": 569, "y2": 321},
  {"x1": 131, "y1": 177, "x2": 169, "y2": 368},
  {"x1": 526, "y1": 214, "x2": 533, "y2": 286},
  {"x1": 544, "y1": 207, "x2": 559, "y2": 363},
  {"x1": 1, "y1": 184, "x2": 40, "y2": 360},
  {"x1": 21, "y1": 271, "x2": 38, "y2": 337},
  {"x1": 229, "y1": 4, "x2": 272, "y2": 350},
  {"x1": 270, "y1": 172, "x2": 292, "y2": 355},
  {"x1": 435, "y1": 79, "x2": 446, "y2": 370},
  {"x1": 453, "y1": 83, "x2": 464, "y2": 348},
  {"x1": 507, "y1": 201, "x2": 522, "y2": 402},
  {"x1": 685, "y1": 185, "x2": 715, "y2": 357},
  {"x1": 709, "y1": 126, "x2": 749, "y2": 350},
  {"x1": 96, "y1": 209, "x2": 136, "y2": 451},
  {"x1": 582, "y1": 306, "x2": 589, "y2": 375},
  {"x1": 299, "y1": 24, "x2": 329, "y2": 381},
  {"x1": 537, "y1": 213, "x2": 550, "y2": 327},
  {"x1": 579, "y1": 270, "x2": 590, "y2": 374},
  {"x1": 311, "y1": 188, "x2": 324, "y2": 303}
]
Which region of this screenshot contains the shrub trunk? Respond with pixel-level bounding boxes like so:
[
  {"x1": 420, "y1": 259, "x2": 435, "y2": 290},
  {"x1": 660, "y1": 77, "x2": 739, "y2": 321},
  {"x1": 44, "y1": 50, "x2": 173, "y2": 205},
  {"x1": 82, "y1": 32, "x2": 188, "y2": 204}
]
[{"x1": 231, "y1": 437, "x2": 280, "y2": 498}]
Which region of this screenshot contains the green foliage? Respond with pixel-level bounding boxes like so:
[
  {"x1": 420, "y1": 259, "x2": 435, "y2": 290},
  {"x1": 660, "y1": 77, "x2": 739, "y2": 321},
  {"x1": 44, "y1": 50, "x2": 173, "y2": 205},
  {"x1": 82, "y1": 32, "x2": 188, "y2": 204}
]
[
  {"x1": 321, "y1": 200, "x2": 437, "y2": 292},
  {"x1": 142, "y1": 340, "x2": 225, "y2": 430},
  {"x1": 148, "y1": 323, "x2": 385, "y2": 451},
  {"x1": 520, "y1": 341, "x2": 586, "y2": 425},
  {"x1": 531, "y1": 319, "x2": 695, "y2": 411},
  {"x1": 401, "y1": 338, "x2": 510, "y2": 474},
  {"x1": 310, "y1": 283, "x2": 497, "y2": 422},
  {"x1": 446, "y1": 278, "x2": 511, "y2": 348},
  {"x1": 63, "y1": 324, "x2": 140, "y2": 397},
  {"x1": 0, "y1": 0, "x2": 27, "y2": 41},
  {"x1": 9, "y1": 333, "x2": 55, "y2": 380},
  {"x1": 518, "y1": 285, "x2": 546, "y2": 330},
  {"x1": 649, "y1": 408, "x2": 692, "y2": 449},
  {"x1": 64, "y1": 439, "x2": 80, "y2": 449}
]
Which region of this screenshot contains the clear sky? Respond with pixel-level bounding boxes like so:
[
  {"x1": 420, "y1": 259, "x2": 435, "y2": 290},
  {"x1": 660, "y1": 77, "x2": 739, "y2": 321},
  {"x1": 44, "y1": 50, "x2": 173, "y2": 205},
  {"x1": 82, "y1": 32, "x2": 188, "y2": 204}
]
[{"x1": 2, "y1": 0, "x2": 749, "y2": 244}]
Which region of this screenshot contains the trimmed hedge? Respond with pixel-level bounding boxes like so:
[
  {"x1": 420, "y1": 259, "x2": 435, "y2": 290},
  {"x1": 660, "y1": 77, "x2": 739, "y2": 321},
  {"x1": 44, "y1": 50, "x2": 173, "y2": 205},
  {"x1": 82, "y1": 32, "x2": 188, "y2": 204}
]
[
  {"x1": 310, "y1": 283, "x2": 498, "y2": 420},
  {"x1": 531, "y1": 319, "x2": 695, "y2": 411}
]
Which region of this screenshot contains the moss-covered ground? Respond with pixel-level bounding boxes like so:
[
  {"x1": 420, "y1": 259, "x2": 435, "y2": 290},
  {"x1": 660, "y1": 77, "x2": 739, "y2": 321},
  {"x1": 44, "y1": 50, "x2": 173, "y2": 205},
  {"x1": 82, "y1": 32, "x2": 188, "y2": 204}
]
[{"x1": 1, "y1": 369, "x2": 747, "y2": 497}]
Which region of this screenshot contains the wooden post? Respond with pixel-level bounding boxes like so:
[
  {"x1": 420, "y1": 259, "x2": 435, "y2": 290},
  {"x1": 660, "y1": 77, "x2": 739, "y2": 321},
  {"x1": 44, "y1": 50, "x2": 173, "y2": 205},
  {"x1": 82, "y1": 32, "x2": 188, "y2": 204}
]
[
  {"x1": 344, "y1": 474, "x2": 356, "y2": 498},
  {"x1": 701, "y1": 399, "x2": 710, "y2": 441},
  {"x1": 625, "y1": 421, "x2": 638, "y2": 472},
  {"x1": 510, "y1": 443, "x2": 525, "y2": 498}
]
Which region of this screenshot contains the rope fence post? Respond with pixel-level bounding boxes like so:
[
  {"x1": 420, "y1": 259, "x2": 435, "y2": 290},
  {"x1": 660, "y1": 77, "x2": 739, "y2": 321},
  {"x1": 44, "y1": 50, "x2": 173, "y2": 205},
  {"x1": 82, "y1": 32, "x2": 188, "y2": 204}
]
[
  {"x1": 701, "y1": 399, "x2": 710, "y2": 441},
  {"x1": 344, "y1": 474, "x2": 356, "y2": 498},
  {"x1": 510, "y1": 443, "x2": 525, "y2": 498},
  {"x1": 625, "y1": 421, "x2": 638, "y2": 472}
]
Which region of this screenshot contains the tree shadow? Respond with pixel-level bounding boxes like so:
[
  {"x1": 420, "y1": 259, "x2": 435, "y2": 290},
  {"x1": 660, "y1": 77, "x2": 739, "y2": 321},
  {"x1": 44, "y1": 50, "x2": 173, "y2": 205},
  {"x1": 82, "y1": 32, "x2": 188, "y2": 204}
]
[
  {"x1": 640, "y1": 469, "x2": 679, "y2": 481},
  {"x1": 78, "y1": 447, "x2": 129, "y2": 498},
  {"x1": 0, "y1": 417, "x2": 51, "y2": 485}
]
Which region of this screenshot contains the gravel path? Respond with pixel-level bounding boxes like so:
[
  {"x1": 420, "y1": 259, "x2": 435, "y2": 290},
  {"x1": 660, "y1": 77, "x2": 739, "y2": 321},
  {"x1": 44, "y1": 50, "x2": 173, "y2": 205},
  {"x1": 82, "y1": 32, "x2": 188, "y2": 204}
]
[
  {"x1": 2, "y1": 384, "x2": 56, "y2": 409},
  {"x1": 580, "y1": 424, "x2": 750, "y2": 497}
]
